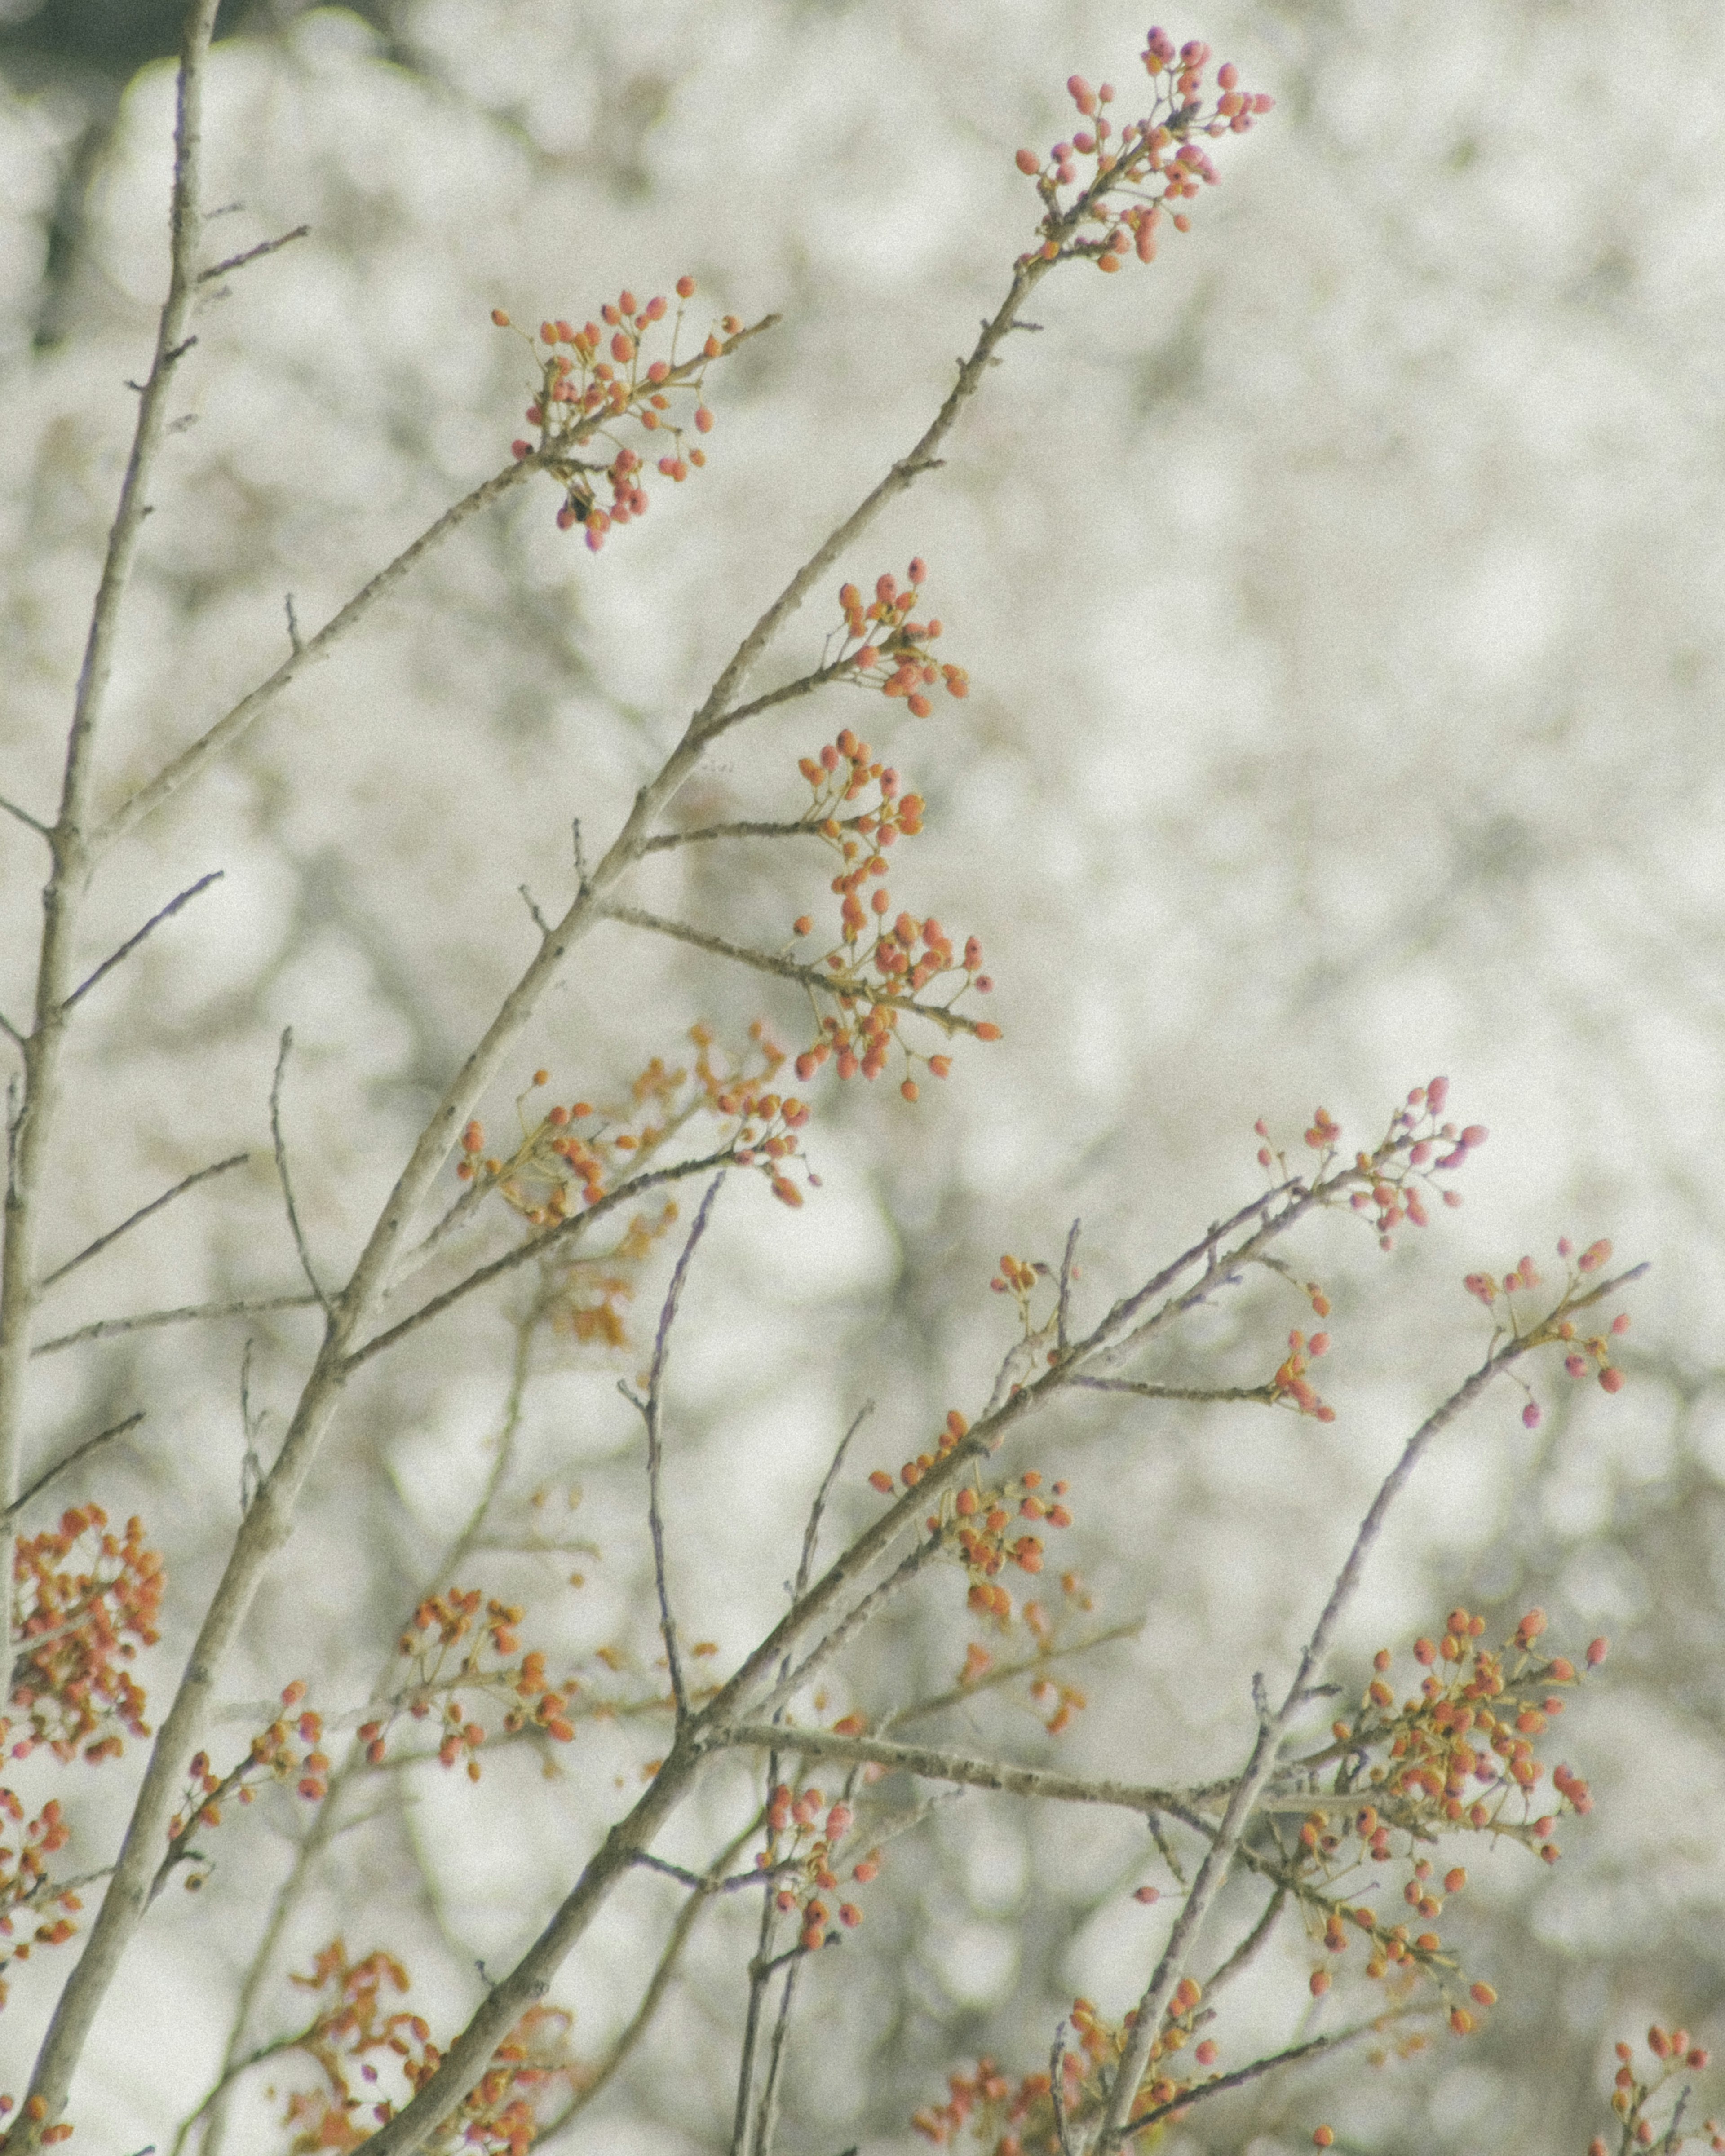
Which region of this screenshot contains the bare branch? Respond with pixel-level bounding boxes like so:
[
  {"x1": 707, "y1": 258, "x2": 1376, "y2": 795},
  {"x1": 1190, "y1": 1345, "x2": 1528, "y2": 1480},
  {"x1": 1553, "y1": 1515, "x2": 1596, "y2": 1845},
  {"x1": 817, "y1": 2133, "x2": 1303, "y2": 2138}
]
[
  {"x1": 0, "y1": 1010, "x2": 23, "y2": 1050},
  {"x1": 92, "y1": 460, "x2": 537, "y2": 851},
  {"x1": 0, "y1": 793, "x2": 50, "y2": 839},
  {"x1": 750, "y1": 1534, "x2": 946, "y2": 1723},
  {"x1": 884, "y1": 1619, "x2": 1144, "y2": 1734},
  {"x1": 1049, "y1": 2021, "x2": 1077, "y2": 2156},
  {"x1": 345, "y1": 1147, "x2": 735, "y2": 1371},
  {"x1": 721, "y1": 1722, "x2": 1189, "y2": 1819},
  {"x1": 623, "y1": 1176, "x2": 725, "y2": 1725},
  {"x1": 1125, "y1": 2017, "x2": 1398, "y2": 2141},
  {"x1": 5, "y1": 1410, "x2": 144, "y2": 1524},
  {"x1": 1073, "y1": 1376, "x2": 1278, "y2": 1406},
  {"x1": 640, "y1": 815, "x2": 856, "y2": 855},
  {"x1": 793, "y1": 1402, "x2": 872, "y2": 1601},
  {"x1": 1092, "y1": 1341, "x2": 1532, "y2": 2153},
  {"x1": 750, "y1": 1954, "x2": 801, "y2": 2156},
  {"x1": 602, "y1": 903, "x2": 992, "y2": 1039},
  {"x1": 1055, "y1": 1218, "x2": 1080, "y2": 1359},
  {"x1": 5, "y1": 9, "x2": 225, "y2": 2127},
  {"x1": 269, "y1": 1030, "x2": 330, "y2": 1316},
  {"x1": 38, "y1": 1153, "x2": 249, "y2": 1292},
  {"x1": 62, "y1": 870, "x2": 224, "y2": 1012},
  {"x1": 32, "y1": 1294, "x2": 320, "y2": 1357},
  {"x1": 197, "y1": 222, "x2": 310, "y2": 283}
]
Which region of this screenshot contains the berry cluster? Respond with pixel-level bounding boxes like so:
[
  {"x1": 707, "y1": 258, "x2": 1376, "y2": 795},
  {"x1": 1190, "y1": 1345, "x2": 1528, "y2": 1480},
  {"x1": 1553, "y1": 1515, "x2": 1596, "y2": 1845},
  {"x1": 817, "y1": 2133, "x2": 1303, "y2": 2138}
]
[
  {"x1": 791, "y1": 730, "x2": 998, "y2": 1100},
  {"x1": 912, "y1": 1979, "x2": 1213, "y2": 2149},
  {"x1": 1013, "y1": 32, "x2": 1272, "y2": 271},
  {"x1": 461, "y1": 1027, "x2": 815, "y2": 1252},
  {"x1": 278, "y1": 1940, "x2": 589, "y2": 2151},
  {"x1": 165, "y1": 1679, "x2": 332, "y2": 1865},
  {"x1": 1463, "y1": 1236, "x2": 1632, "y2": 1426},
  {"x1": 7, "y1": 1507, "x2": 162, "y2": 1764},
  {"x1": 757, "y1": 1781, "x2": 878, "y2": 1949},
  {"x1": 933, "y1": 1468, "x2": 1074, "y2": 1624},
  {"x1": 830, "y1": 560, "x2": 970, "y2": 715},
  {"x1": 0, "y1": 1799, "x2": 75, "y2": 2016},
  {"x1": 494, "y1": 277, "x2": 738, "y2": 547},
  {"x1": 867, "y1": 1413, "x2": 1079, "y2": 1626},
  {"x1": 1592, "y1": 2027, "x2": 1720, "y2": 2155},
  {"x1": 1256, "y1": 1076, "x2": 1486, "y2": 1253},
  {"x1": 1267, "y1": 1608, "x2": 1606, "y2": 2031},
  {"x1": 362, "y1": 1589, "x2": 585, "y2": 1783}
]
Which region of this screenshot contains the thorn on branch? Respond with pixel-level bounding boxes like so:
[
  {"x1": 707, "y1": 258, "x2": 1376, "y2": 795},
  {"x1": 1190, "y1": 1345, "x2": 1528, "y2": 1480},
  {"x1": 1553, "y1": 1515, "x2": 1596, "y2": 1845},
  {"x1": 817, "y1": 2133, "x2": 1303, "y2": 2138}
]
[{"x1": 284, "y1": 593, "x2": 303, "y2": 654}]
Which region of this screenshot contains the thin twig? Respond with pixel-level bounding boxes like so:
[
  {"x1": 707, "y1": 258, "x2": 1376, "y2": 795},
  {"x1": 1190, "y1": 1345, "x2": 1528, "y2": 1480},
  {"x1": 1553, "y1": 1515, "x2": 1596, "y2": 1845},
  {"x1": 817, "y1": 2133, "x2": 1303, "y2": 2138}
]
[
  {"x1": 625, "y1": 1177, "x2": 724, "y2": 1725},
  {"x1": 5, "y1": 1410, "x2": 144, "y2": 1523},
  {"x1": 794, "y1": 1403, "x2": 872, "y2": 1600},
  {"x1": 601, "y1": 903, "x2": 992, "y2": 1039},
  {"x1": 269, "y1": 1031, "x2": 329, "y2": 1316},
  {"x1": 630, "y1": 1851, "x2": 780, "y2": 1895},
  {"x1": 1073, "y1": 1377, "x2": 1278, "y2": 1405},
  {"x1": 62, "y1": 869, "x2": 224, "y2": 1011},
  {"x1": 1092, "y1": 1336, "x2": 1543, "y2": 2153},
  {"x1": 345, "y1": 1146, "x2": 735, "y2": 1370},
  {"x1": 1048, "y1": 2021, "x2": 1077, "y2": 2156},
  {"x1": 0, "y1": 793, "x2": 49, "y2": 838},
  {"x1": 640, "y1": 816, "x2": 856, "y2": 854},
  {"x1": 730, "y1": 1914, "x2": 777, "y2": 2156},
  {"x1": 1201, "y1": 1882, "x2": 1287, "y2": 1999},
  {"x1": 883, "y1": 1618, "x2": 1144, "y2": 1733},
  {"x1": 1055, "y1": 1218, "x2": 1081, "y2": 1360},
  {"x1": 1124, "y1": 2018, "x2": 1396, "y2": 2140},
  {"x1": 751, "y1": 1534, "x2": 946, "y2": 1723},
  {"x1": 533, "y1": 1817, "x2": 762, "y2": 2147},
  {"x1": 39, "y1": 1152, "x2": 249, "y2": 1291},
  {"x1": 197, "y1": 222, "x2": 310, "y2": 283},
  {"x1": 751, "y1": 1956, "x2": 802, "y2": 2156},
  {"x1": 31, "y1": 1294, "x2": 320, "y2": 1356},
  {"x1": 722, "y1": 1722, "x2": 1189, "y2": 1818},
  {"x1": 0, "y1": 1010, "x2": 24, "y2": 1050}
]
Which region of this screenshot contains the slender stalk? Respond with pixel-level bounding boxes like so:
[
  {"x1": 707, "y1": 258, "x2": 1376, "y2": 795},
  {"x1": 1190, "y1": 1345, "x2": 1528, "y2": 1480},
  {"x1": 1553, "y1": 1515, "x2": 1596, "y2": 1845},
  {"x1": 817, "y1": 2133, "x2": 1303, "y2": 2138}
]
[
  {"x1": 627, "y1": 1177, "x2": 727, "y2": 1726},
  {"x1": 0, "y1": 0, "x2": 218, "y2": 1825},
  {"x1": 1091, "y1": 1342, "x2": 1528, "y2": 2153}
]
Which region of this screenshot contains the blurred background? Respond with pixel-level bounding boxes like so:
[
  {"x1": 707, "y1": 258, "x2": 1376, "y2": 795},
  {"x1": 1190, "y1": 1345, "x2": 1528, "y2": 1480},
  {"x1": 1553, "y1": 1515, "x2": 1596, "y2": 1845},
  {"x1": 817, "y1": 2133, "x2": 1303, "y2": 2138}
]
[{"x1": 1, "y1": 0, "x2": 1722, "y2": 2148}]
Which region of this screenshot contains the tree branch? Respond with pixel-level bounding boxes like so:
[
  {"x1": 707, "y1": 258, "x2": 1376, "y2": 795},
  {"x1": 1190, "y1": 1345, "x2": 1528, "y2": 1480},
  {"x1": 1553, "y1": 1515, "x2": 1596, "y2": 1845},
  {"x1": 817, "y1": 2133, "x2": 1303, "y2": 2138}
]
[
  {"x1": 623, "y1": 1176, "x2": 725, "y2": 1726},
  {"x1": 269, "y1": 1030, "x2": 329, "y2": 1317},
  {"x1": 1092, "y1": 1340, "x2": 1534, "y2": 2152},
  {"x1": 31, "y1": 1294, "x2": 321, "y2": 1357},
  {"x1": 4, "y1": 1409, "x2": 145, "y2": 1524},
  {"x1": 38, "y1": 1152, "x2": 249, "y2": 1292},
  {"x1": 601, "y1": 903, "x2": 992, "y2": 1038},
  {"x1": 62, "y1": 869, "x2": 224, "y2": 1012},
  {"x1": 0, "y1": 5, "x2": 221, "y2": 2080},
  {"x1": 344, "y1": 1147, "x2": 736, "y2": 1371},
  {"x1": 197, "y1": 221, "x2": 310, "y2": 284}
]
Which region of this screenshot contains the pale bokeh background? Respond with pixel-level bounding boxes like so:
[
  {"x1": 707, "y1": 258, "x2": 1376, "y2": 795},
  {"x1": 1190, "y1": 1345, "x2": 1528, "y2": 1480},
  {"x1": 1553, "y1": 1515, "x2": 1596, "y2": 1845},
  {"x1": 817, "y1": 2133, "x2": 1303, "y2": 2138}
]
[{"x1": 1, "y1": 1, "x2": 1722, "y2": 2149}]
